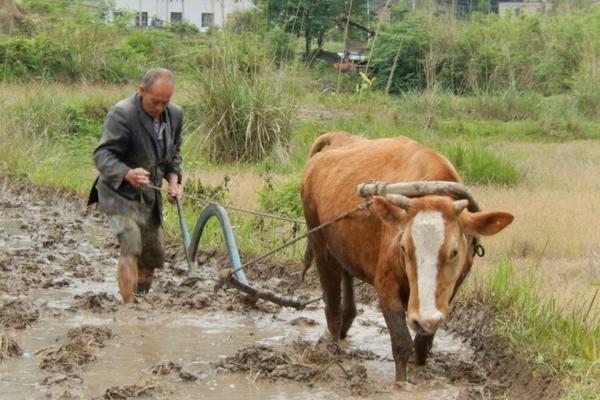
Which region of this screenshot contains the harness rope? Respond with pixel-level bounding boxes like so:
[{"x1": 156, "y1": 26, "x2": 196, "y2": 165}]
[
  {"x1": 148, "y1": 183, "x2": 372, "y2": 309},
  {"x1": 148, "y1": 183, "x2": 484, "y2": 309},
  {"x1": 146, "y1": 184, "x2": 306, "y2": 225}
]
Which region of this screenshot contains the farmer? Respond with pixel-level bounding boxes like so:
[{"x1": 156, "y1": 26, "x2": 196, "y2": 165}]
[{"x1": 88, "y1": 68, "x2": 183, "y2": 303}]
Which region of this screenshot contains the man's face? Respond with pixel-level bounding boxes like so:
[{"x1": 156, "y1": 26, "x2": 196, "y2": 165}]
[{"x1": 139, "y1": 79, "x2": 174, "y2": 120}]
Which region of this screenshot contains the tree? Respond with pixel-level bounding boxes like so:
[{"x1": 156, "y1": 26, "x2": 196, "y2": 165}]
[{"x1": 256, "y1": 0, "x2": 366, "y2": 55}]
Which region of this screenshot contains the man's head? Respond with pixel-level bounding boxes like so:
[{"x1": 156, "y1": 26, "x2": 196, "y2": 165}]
[{"x1": 138, "y1": 68, "x2": 175, "y2": 120}]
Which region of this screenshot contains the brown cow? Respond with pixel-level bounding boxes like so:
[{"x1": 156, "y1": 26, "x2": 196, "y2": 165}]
[
  {"x1": 332, "y1": 62, "x2": 357, "y2": 73},
  {"x1": 301, "y1": 132, "x2": 514, "y2": 385}
]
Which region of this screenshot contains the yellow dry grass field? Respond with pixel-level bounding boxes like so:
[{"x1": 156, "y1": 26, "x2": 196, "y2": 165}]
[{"x1": 473, "y1": 141, "x2": 600, "y2": 318}]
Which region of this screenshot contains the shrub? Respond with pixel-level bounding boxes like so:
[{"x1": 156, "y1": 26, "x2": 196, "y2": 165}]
[
  {"x1": 257, "y1": 175, "x2": 303, "y2": 218},
  {"x1": 369, "y1": 8, "x2": 600, "y2": 96},
  {"x1": 187, "y1": 35, "x2": 295, "y2": 163}
]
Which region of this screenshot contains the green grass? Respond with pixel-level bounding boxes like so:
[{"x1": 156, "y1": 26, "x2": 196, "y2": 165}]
[{"x1": 464, "y1": 259, "x2": 600, "y2": 399}]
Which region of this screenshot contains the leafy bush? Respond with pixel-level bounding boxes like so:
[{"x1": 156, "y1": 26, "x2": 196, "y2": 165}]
[
  {"x1": 0, "y1": 1, "x2": 205, "y2": 84},
  {"x1": 258, "y1": 176, "x2": 303, "y2": 218},
  {"x1": 370, "y1": 8, "x2": 600, "y2": 96}
]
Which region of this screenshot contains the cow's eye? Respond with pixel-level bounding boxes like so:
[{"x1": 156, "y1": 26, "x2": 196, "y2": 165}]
[
  {"x1": 448, "y1": 248, "x2": 458, "y2": 260},
  {"x1": 400, "y1": 244, "x2": 406, "y2": 254}
]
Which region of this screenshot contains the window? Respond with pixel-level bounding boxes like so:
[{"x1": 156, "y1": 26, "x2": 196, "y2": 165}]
[
  {"x1": 135, "y1": 11, "x2": 148, "y2": 27},
  {"x1": 170, "y1": 12, "x2": 182, "y2": 23},
  {"x1": 201, "y1": 13, "x2": 214, "y2": 29}
]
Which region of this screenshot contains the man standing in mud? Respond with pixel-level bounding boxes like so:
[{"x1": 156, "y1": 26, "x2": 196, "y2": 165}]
[{"x1": 88, "y1": 68, "x2": 183, "y2": 303}]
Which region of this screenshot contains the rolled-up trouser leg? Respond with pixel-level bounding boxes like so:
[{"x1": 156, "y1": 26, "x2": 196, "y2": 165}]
[
  {"x1": 137, "y1": 210, "x2": 164, "y2": 294},
  {"x1": 110, "y1": 215, "x2": 143, "y2": 303}
]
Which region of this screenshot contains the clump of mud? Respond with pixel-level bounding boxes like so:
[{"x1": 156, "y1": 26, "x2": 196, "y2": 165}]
[
  {"x1": 37, "y1": 325, "x2": 114, "y2": 374},
  {"x1": 289, "y1": 316, "x2": 317, "y2": 327},
  {"x1": 150, "y1": 361, "x2": 182, "y2": 375},
  {"x1": 45, "y1": 387, "x2": 83, "y2": 400},
  {"x1": 73, "y1": 292, "x2": 119, "y2": 312},
  {"x1": 215, "y1": 337, "x2": 381, "y2": 396},
  {"x1": 0, "y1": 299, "x2": 39, "y2": 329},
  {"x1": 37, "y1": 342, "x2": 97, "y2": 374},
  {"x1": 98, "y1": 379, "x2": 166, "y2": 399},
  {"x1": 67, "y1": 325, "x2": 114, "y2": 348},
  {"x1": 446, "y1": 298, "x2": 563, "y2": 400},
  {"x1": 0, "y1": 332, "x2": 23, "y2": 360},
  {"x1": 215, "y1": 344, "x2": 321, "y2": 382},
  {"x1": 150, "y1": 361, "x2": 199, "y2": 381}
]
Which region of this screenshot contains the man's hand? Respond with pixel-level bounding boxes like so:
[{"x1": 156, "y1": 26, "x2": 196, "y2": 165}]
[
  {"x1": 166, "y1": 174, "x2": 181, "y2": 204},
  {"x1": 125, "y1": 168, "x2": 150, "y2": 188}
]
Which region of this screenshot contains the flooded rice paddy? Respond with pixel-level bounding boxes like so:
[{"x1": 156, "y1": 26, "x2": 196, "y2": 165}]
[{"x1": 0, "y1": 185, "x2": 557, "y2": 399}]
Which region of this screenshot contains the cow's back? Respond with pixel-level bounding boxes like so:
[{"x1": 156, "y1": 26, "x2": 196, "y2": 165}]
[{"x1": 301, "y1": 133, "x2": 461, "y2": 280}]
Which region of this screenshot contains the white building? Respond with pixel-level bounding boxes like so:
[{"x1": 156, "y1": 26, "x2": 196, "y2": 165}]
[
  {"x1": 114, "y1": 0, "x2": 254, "y2": 31},
  {"x1": 498, "y1": 1, "x2": 552, "y2": 16}
]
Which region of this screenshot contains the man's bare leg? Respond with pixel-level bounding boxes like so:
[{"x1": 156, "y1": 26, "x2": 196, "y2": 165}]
[{"x1": 118, "y1": 255, "x2": 138, "y2": 303}]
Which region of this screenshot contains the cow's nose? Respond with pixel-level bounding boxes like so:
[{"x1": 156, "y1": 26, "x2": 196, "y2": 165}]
[
  {"x1": 408, "y1": 317, "x2": 427, "y2": 334},
  {"x1": 409, "y1": 316, "x2": 442, "y2": 335},
  {"x1": 422, "y1": 317, "x2": 443, "y2": 333}
]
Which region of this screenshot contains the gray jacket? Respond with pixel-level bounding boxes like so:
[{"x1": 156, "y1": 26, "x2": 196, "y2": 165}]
[{"x1": 88, "y1": 93, "x2": 183, "y2": 224}]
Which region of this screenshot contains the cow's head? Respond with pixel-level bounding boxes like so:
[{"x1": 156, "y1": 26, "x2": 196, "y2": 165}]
[{"x1": 373, "y1": 194, "x2": 513, "y2": 335}]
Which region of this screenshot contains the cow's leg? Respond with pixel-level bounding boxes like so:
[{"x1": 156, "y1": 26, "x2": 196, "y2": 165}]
[
  {"x1": 340, "y1": 269, "x2": 356, "y2": 340},
  {"x1": 381, "y1": 307, "x2": 412, "y2": 383},
  {"x1": 376, "y1": 274, "x2": 412, "y2": 383},
  {"x1": 414, "y1": 334, "x2": 434, "y2": 365},
  {"x1": 314, "y1": 248, "x2": 343, "y2": 341}
]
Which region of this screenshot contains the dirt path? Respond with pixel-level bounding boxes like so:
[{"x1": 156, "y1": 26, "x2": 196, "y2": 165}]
[{"x1": 0, "y1": 183, "x2": 560, "y2": 399}]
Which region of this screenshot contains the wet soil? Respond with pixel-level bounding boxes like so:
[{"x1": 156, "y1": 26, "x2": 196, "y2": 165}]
[
  {"x1": 0, "y1": 181, "x2": 562, "y2": 399},
  {"x1": 0, "y1": 332, "x2": 22, "y2": 360},
  {"x1": 446, "y1": 298, "x2": 563, "y2": 400}
]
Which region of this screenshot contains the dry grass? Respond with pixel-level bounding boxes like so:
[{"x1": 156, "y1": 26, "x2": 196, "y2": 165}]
[
  {"x1": 471, "y1": 141, "x2": 600, "y2": 318},
  {"x1": 184, "y1": 169, "x2": 280, "y2": 210}
]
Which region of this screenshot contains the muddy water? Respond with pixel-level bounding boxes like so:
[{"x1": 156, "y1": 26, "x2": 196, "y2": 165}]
[{"x1": 0, "y1": 187, "x2": 482, "y2": 399}]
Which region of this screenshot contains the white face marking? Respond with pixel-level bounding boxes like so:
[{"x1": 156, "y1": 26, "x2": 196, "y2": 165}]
[{"x1": 411, "y1": 211, "x2": 445, "y2": 321}]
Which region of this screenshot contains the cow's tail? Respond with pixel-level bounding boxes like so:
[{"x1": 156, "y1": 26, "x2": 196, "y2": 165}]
[
  {"x1": 300, "y1": 240, "x2": 314, "y2": 284},
  {"x1": 308, "y1": 131, "x2": 355, "y2": 157}
]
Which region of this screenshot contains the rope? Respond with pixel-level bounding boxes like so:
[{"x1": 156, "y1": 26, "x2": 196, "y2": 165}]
[
  {"x1": 225, "y1": 200, "x2": 372, "y2": 279},
  {"x1": 146, "y1": 184, "x2": 306, "y2": 224},
  {"x1": 147, "y1": 184, "x2": 372, "y2": 309}
]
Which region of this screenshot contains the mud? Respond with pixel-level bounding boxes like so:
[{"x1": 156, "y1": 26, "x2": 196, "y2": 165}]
[
  {"x1": 0, "y1": 332, "x2": 22, "y2": 360},
  {"x1": 37, "y1": 326, "x2": 113, "y2": 374},
  {"x1": 446, "y1": 298, "x2": 563, "y2": 400},
  {"x1": 37, "y1": 342, "x2": 97, "y2": 374},
  {"x1": 73, "y1": 292, "x2": 120, "y2": 313},
  {"x1": 98, "y1": 379, "x2": 167, "y2": 399},
  {"x1": 67, "y1": 325, "x2": 114, "y2": 348},
  {"x1": 0, "y1": 181, "x2": 563, "y2": 399},
  {"x1": 0, "y1": 299, "x2": 39, "y2": 329},
  {"x1": 215, "y1": 336, "x2": 378, "y2": 396}
]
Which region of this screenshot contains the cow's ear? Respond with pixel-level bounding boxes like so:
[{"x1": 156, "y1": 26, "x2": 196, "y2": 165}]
[
  {"x1": 463, "y1": 211, "x2": 514, "y2": 236},
  {"x1": 373, "y1": 196, "x2": 406, "y2": 226}
]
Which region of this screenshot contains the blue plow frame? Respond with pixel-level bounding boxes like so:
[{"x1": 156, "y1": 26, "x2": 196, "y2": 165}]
[{"x1": 175, "y1": 197, "x2": 248, "y2": 285}]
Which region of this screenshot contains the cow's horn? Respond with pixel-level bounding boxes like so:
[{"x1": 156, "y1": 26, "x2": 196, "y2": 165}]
[
  {"x1": 358, "y1": 181, "x2": 480, "y2": 212},
  {"x1": 453, "y1": 199, "x2": 469, "y2": 214},
  {"x1": 386, "y1": 194, "x2": 411, "y2": 210}
]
